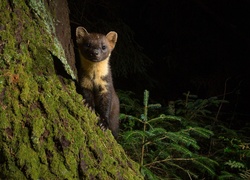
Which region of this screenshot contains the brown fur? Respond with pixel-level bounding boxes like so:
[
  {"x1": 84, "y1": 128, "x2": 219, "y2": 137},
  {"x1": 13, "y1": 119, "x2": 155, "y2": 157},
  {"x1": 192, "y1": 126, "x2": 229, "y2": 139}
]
[{"x1": 76, "y1": 27, "x2": 119, "y2": 138}]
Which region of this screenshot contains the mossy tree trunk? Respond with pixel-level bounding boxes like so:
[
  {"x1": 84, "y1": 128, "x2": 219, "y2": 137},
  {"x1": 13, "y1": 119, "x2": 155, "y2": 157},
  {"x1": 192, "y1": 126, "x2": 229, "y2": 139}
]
[{"x1": 0, "y1": 0, "x2": 142, "y2": 179}]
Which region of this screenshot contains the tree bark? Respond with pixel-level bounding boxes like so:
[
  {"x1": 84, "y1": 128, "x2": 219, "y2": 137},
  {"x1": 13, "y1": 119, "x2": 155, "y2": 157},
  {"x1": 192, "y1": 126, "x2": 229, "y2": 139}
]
[{"x1": 0, "y1": 0, "x2": 142, "y2": 179}]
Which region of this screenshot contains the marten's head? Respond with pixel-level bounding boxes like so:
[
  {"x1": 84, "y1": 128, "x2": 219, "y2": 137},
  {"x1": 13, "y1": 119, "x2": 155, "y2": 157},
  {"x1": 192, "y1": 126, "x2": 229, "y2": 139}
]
[{"x1": 76, "y1": 27, "x2": 117, "y2": 62}]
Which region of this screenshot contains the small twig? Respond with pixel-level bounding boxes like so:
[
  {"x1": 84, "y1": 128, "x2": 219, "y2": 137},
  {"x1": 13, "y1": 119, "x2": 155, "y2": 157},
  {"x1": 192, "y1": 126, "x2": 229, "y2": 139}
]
[
  {"x1": 145, "y1": 157, "x2": 195, "y2": 167},
  {"x1": 215, "y1": 77, "x2": 230, "y2": 123},
  {"x1": 185, "y1": 91, "x2": 190, "y2": 108},
  {"x1": 140, "y1": 90, "x2": 149, "y2": 166}
]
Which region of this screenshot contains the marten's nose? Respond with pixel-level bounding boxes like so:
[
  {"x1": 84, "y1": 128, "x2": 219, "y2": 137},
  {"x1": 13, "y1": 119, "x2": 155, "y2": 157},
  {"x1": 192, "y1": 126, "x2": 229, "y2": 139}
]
[{"x1": 93, "y1": 49, "x2": 99, "y2": 55}]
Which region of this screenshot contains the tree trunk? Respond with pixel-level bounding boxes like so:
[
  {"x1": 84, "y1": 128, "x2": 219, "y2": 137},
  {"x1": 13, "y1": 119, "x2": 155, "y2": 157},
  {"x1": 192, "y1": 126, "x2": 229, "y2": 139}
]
[{"x1": 0, "y1": 0, "x2": 142, "y2": 179}]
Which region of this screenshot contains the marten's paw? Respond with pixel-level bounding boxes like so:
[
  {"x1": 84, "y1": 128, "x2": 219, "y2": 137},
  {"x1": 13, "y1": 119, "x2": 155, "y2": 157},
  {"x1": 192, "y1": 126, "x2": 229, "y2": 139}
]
[
  {"x1": 98, "y1": 119, "x2": 108, "y2": 131},
  {"x1": 88, "y1": 106, "x2": 94, "y2": 113},
  {"x1": 84, "y1": 102, "x2": 95, "y2": 113}
]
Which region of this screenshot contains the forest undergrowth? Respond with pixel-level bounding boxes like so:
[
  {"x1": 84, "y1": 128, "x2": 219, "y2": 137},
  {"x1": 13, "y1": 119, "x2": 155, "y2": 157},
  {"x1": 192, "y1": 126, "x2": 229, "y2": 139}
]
[{"x1": 118, "y1": 90, "x2": 250, "y2": 179}]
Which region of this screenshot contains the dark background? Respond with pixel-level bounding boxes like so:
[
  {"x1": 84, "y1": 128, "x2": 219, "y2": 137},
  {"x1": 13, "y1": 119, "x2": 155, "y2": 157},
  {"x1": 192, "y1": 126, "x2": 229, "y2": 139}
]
[{"x1": 69, "y1": 0, "x2": 250, "y2": 128}]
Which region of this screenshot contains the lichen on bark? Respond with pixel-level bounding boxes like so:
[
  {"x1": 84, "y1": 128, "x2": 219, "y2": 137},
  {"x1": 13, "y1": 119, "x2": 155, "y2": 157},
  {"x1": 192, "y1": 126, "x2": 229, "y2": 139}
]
[{"x1": 0, "y1": 1, "x2": 142, "y2": 179}]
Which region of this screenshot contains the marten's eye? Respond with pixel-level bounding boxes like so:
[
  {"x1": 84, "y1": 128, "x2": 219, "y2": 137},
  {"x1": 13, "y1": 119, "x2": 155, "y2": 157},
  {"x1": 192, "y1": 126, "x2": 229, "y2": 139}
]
[
  {"x1": 102, "y1": 45, "x2": 106, "y2": 50},
  {"x1": 84, "y1": 43, "x2": 91, "y2": 48}
]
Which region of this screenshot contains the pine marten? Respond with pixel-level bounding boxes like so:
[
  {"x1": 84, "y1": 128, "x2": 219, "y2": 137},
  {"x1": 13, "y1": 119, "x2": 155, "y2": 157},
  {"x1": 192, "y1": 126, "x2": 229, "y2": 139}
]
[{"x1": 76, "y1": 26, "x2": 119, "y2": 138}]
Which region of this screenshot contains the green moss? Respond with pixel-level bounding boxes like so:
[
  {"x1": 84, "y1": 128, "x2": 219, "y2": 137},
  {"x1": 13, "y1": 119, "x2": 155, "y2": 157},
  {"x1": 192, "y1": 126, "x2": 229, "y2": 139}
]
[
  {"x1": 51, "y1": 40, "x2": 77, "y2": 80},
  {"x1": 0, "y1": 158, "x2": 26, "y2": 180},
  {"x1": 0, "y1": 109, "x2": 9, "y2": 129},
  {"x1": 16, "y1": 144, "x2": 40, "y2": 179},
  {"x1": 31, "y1": 117, "x2": 45, "y2": 149},
  {"x1": 49, "y1": 150, "x2": 75, "y2": 179}
]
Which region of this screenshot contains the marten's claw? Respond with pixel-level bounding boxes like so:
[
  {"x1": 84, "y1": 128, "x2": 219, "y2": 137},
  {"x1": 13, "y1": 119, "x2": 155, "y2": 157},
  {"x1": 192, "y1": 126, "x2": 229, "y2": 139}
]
[
  {"x1": 99, "y1": 120, "x2": 108, "y2": 131},
  {"x1": 99, "y1": 123, "x2": 107, "y2": 131}
]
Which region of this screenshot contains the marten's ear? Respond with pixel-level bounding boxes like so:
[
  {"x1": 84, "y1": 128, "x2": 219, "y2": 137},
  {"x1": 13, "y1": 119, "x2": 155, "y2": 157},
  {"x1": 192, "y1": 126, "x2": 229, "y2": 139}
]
[
  {"x1": 106, "y1": 31, "x2": 118, "y2": 50},
  {"x1": 76, "y1": 27, "x2": 89, "y2": 44}
]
